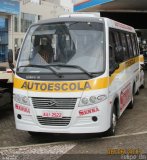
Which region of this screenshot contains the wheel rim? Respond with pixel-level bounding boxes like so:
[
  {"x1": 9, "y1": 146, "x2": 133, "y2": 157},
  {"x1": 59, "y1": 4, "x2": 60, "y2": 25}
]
[{"x1": 112, "y1": 113, "x2": 116, "y2": 133}]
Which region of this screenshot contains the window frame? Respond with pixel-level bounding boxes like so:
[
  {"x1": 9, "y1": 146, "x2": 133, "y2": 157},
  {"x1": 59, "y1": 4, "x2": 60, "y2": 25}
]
[{"x1": 109, "y1": 28, "x2": 139, "y2": 62}]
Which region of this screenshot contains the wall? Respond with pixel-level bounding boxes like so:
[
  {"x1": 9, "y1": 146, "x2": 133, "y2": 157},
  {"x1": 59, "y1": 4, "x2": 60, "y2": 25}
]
[{"x1": 60, "y1": 0, "x2": 73, "y2": 12}]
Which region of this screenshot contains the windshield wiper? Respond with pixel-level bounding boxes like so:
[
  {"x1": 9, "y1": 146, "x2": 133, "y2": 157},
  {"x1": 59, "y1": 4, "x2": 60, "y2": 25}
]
[
  {"x1": 46, "y1": 64, "x2": 94, "y2": 78},
  {"x1": 18, "y1": 64, "x2": 94, "y2": 78},
  {"x1": 18, "y1": 64, "x2": 62, "y2": 78}
]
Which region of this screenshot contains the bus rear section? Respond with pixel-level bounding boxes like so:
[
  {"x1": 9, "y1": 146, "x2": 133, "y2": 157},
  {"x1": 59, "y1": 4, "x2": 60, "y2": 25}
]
[{"x1": 11, "y1": 14, "x2": 141, "y2": 136}]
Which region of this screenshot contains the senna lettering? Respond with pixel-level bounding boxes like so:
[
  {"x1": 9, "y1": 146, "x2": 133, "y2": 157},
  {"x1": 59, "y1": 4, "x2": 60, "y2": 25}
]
[
  {"x1": 15, "y1": 104, "x2": 30, "y2": 113},
  {"x1": 21, "y1": 81, "x2": 91, "y2": 91},
  {"x1": 79, "y1": 107, "x2": 99, "y2": 116}
]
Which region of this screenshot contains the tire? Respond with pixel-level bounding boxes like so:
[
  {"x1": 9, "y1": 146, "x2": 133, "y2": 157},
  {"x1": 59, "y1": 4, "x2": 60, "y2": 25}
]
[
  {"x1": 105, "y1": 106, "x2": 117, "y2": 136},
  {"x1": 128, "y1": 84, "x2": 135, "y2": 109},
  {"x1": 140, "y1": 78, "x2": 145, "y2": 89},
  {"x1": 135, "y1": 88, "x2": 139, "y2": 95}
]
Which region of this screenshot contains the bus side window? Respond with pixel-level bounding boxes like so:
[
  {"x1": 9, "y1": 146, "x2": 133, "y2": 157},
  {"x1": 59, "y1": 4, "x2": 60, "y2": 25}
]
[
  {"x1": 130, "y1": 34, "x2": 137, "y2": 56},
  {"x1": 109, "y1": 31, "x2": 119, "y2": 74},
  {"x1": 134, "y1": 34, "x2": 139, "y2": 56},
  {"x1": 113, "y1": 31, "x2": 124, "y2": 63},
  {"x1": 120, "y1": 32, "x2": 129, "y2": 60},
  {"x1": 126, "y1": 33, "x2": 134, "y2": 58},
  {"x1": 113, "y1": 31, "x2": 121, "y2": 50}
]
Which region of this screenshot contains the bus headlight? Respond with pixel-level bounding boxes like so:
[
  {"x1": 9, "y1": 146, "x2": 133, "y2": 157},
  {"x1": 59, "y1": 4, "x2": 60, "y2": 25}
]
[
  {"x1": 79, "y1": 95, "x2": 107, "y2": 107},
  {"x1": 89, "y1": 96, "x2": 97, "y2": 103},
  {"x1": 81, "y1": 97, "x2": 89, "y2": 105},
  {"x1": 14, "y1": 94, "x2": 30, "y2": 106},
  {"x1": 97, "y1": 95, "x2": 107, "y2": 102}
]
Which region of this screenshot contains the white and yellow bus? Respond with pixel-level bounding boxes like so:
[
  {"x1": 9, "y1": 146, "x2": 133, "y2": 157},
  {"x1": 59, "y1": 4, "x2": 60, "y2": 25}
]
[{"x1": 8, "y1": 13, "x2": 144, "y2": 136}]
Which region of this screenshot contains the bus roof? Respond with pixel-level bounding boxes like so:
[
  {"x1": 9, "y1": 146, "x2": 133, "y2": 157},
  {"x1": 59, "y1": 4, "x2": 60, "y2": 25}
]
[
  {"x1": 33, "y1": 13, "x2": 135, "y2": 33},
  {"x1": 106, "y1": 18, "x2": 135, "y2": 33}
]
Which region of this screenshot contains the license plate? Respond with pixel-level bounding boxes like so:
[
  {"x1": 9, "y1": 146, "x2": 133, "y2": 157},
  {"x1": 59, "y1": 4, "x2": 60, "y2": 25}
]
[{"x1": 42, "y1": 111, "x2": 63, "y2": 118}]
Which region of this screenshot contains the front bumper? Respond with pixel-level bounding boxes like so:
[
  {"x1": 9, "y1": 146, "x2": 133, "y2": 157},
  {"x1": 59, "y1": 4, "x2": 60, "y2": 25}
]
[{"x1": 13, "y1": 99, "x2": 111, "y2": 134}]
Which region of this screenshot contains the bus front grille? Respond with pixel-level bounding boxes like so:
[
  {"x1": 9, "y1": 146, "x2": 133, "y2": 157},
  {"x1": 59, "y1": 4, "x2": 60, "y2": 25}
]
[
  {"x1": 37, "y1": 116, "x2": 71, "y2": 126},
  {"x1": 31, "y1": 97, "x2": 77, "y2": 110}
]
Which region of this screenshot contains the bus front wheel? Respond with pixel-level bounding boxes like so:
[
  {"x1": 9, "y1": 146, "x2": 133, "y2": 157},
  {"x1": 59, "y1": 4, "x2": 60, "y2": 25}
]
[
  {"x1": 105, "y1": 106, "x2": 117, "y2": 137},
  {"x1": 140, "y1": 78, "x2": 145, "y2": 89}
]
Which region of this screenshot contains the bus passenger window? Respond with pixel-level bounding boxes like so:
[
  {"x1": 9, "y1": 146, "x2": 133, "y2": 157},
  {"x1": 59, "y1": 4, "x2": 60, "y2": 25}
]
[
  {"x1": 120, "y1": 32, "x2": 129, "y2": 60},
  {"x1": 134, "y1": 34, "x2": 139, "y2": 56},
  {"x1": 126, "y1": 34, "x2": 134, "y2": 58},
  {"x1": 113, "y1": 31, "x2": 124, "y2": 63},
  {"x1": 131, "y1": 34, "x2": 137, "y2": 56},
  {"x1": 109, "y1": 31, "x2": 119, "y2": 74}
]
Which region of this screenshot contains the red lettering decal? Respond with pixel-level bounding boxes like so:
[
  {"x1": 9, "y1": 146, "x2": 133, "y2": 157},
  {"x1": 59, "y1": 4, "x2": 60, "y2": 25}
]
[
  {"x1": 96, "y1": 108, "x2": 99, "y2": 112},
  {"x1": 79, "y1": 110, "x2": 84, "y2": 116},
  {"x1": 43, "y1": 112, "x2": 48, "y2": 117},
  {"x1": 79, "y1": 107, "x2": 99, "y2": 116},
  {"x1": 15, "y1": 104, "x2": 30, "y2": 113},
  {"x1": 120, "y1": 83, "x2": 131, "y2": 110},
  {"x1": 115, "y1": 21, "x2": 133, "y2": 31},
  {"x1": 15, "y1": 104, "x2": 19, "y2": 109}
]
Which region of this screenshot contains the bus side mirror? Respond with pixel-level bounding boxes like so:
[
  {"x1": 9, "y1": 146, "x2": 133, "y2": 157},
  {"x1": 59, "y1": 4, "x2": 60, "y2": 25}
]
[{"x1": 8, "y1": 49, "x2": 15, "y2": 73}]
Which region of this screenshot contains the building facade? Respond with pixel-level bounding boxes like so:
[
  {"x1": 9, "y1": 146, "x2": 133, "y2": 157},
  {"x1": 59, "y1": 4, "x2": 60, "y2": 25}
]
[
  {"x1": 0, "y1": 0, "x2": 20, "y2": 63},
  {"x1": 0, "y1": 0, "x2": 73, "y2": 65}
]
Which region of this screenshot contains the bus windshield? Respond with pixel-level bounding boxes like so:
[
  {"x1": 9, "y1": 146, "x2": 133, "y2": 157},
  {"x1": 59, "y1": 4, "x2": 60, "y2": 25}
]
[{"x1": 17, "y1": 22, "x2": 105, "y2": 75}]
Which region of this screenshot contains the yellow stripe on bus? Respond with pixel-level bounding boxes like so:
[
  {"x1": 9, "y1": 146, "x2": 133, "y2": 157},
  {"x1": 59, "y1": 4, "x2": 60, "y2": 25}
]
[
  {"x1": 109, "y1": 56, "x2": 139, "y2": 84},
  {"x1": 14, "y1": 77, "x2": 109, "y2": 92},
  {"x1": 139, "y1": 55, "x2": 144, "y2": 63}
]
